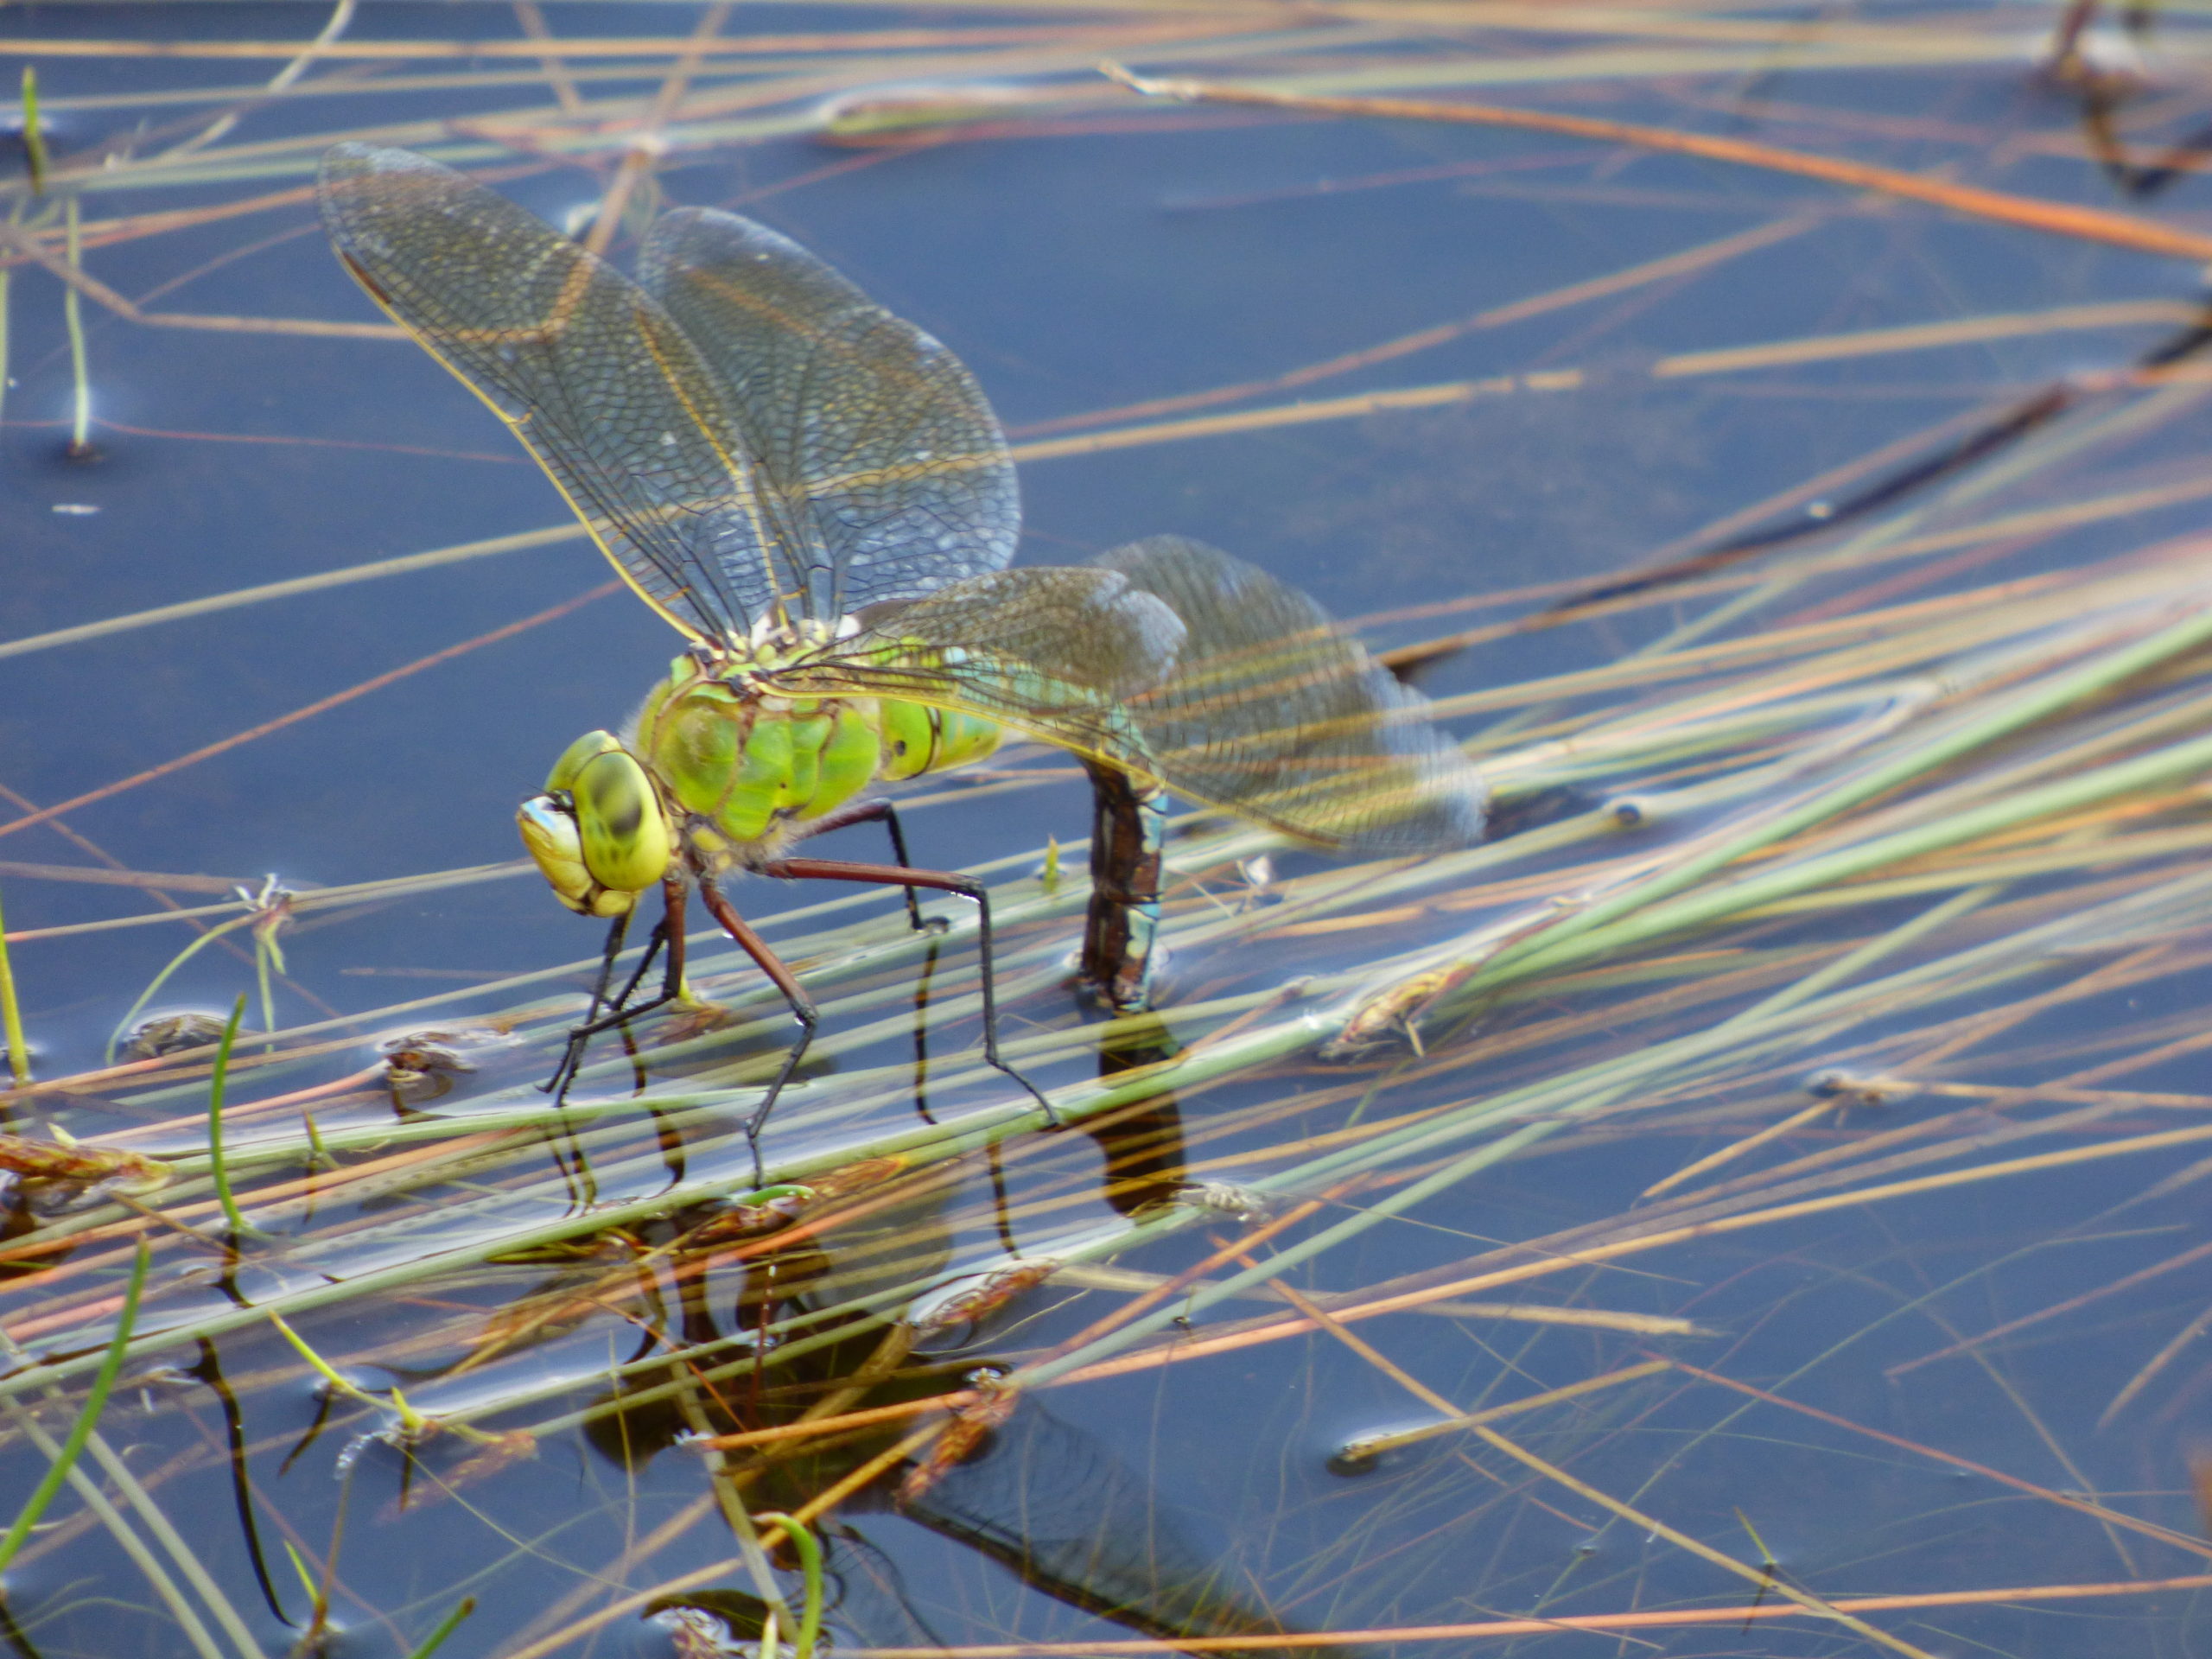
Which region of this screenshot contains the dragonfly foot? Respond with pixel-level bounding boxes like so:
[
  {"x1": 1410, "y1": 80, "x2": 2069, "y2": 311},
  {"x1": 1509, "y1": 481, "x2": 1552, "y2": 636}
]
[{"x1": 540, "y1": 1038, "x2": 590, "y2": 1107}]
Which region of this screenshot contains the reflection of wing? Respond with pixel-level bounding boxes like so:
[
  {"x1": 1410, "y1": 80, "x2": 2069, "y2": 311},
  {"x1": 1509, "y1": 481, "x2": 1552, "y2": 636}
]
[
  {"x1": 782, "y1": 543, "x2": 1486, "y2": 854},
  {"x1": 901, "y1": 1400, "x2": 1303, "y2": 1656},
  {"x1": 640, "y1": 207, "x2": 1019, "y2": 621}
]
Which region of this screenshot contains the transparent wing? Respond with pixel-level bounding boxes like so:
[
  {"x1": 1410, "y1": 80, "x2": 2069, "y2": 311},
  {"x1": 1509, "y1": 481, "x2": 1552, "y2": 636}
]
[
  {"x1": 318, "y1": 143, "x2": 787, "y2": 642},
  {"x1": 777, "y1": 543, "x2": 1487, "y2": 854},
  {"x1": 1102, "y1": 536, "x2": 1487, "y2": 854},
  {"x1": 640, "y1": 207, "x2": 1019, "y2": 620},
  {"x1": 319, "y1": 145, "x2": 1014, "y2": 640}
]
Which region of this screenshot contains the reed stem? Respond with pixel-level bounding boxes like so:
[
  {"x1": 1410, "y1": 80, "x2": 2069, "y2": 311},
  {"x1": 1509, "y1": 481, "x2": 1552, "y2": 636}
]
[
  {"x1": 0, "y1": 1240, "x2": 147, "y2": 1572},
  {"x1": 0, "y1": 880, "x2": 29, "y2": 1086},
  {"x1": 62, "y1": 192, "x2": 89, "y2": 455}
]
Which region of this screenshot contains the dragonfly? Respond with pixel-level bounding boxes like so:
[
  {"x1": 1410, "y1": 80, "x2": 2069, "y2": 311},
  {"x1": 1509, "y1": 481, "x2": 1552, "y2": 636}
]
[{"x1": 317, "y1": 143, "x2": 1486, "y2": 1166}]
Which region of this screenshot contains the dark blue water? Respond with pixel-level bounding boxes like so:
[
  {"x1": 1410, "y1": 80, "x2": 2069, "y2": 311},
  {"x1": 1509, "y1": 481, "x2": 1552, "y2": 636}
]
[{"x1": 10, "y1": 5, "x2": 2212, "y2": 1656}]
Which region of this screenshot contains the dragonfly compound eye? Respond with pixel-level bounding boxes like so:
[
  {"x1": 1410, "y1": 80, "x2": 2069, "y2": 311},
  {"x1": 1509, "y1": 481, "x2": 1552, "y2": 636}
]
[
  {"x1": 517, "y1": 742, "x2": 671, "y2": 920},
  {"x1": 543, "y1": 728, "x2": 627, "y2": 793},
  {"x1": 571, "y1": 748, "x2": 674, "y2": 897}
]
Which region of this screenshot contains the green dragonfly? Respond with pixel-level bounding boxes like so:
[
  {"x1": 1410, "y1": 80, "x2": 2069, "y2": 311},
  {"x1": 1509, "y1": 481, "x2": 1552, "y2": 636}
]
[{"x1": 317, "y1": 143, "x2": 1485, "y2": 1160}]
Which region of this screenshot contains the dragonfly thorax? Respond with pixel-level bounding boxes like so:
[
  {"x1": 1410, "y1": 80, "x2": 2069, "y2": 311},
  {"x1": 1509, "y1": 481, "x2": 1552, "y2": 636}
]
[{"x1": 633, "y1": 651, "x2": 880, "y2": 871}]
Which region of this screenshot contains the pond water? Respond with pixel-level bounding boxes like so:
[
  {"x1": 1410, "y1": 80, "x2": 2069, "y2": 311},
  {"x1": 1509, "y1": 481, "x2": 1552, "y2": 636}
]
[{"x1": 9, "y1": 4, "x2": 2212, "y2": 1657}]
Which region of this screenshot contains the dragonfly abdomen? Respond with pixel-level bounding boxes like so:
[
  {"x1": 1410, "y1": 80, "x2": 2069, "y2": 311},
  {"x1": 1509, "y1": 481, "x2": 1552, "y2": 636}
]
[{"x1": 879, "y1": 694, "x2": 1002, "y2": 782}]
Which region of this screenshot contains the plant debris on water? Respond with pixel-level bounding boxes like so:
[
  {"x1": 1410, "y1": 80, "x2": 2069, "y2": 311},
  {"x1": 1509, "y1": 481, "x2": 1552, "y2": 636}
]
[{"x1": 10, "y1": 3, "x2": 2212, "y2": 1656}]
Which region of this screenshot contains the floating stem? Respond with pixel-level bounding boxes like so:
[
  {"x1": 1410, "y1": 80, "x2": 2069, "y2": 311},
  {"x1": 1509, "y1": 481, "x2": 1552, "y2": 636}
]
[{"x1": 280, "y1": 1539, "x2": 328, "y2": 1637}]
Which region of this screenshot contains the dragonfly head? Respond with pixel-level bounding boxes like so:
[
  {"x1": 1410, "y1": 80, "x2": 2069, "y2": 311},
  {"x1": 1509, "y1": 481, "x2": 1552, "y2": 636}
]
[{"x1": 517, "y1": 731, "x2": 674, "y2": 917}]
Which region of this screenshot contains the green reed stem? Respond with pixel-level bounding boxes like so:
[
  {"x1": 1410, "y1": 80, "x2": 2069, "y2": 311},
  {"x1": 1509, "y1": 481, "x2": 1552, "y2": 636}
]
[
  {"x1": 206, "y1": 995, "x2": 261, "y2": 1240},
  {"x1": 403, "y1": 1595, "x2": 476, "y2": 1659},
  {"x1": 266, "y1": 1310, "x2": 425, "y2": 1430},
  {"x1": 254, "y1": 935, "x2": 276, "y2": 1040},
  {"x1": 280, "y1": 1540, "x2": 327, "y2": 1631},
  {"x1": 1720, "y1": 881, "x2": 1999, "y2": 1029},
  {"x1": 18, "y1": 67, "x2": 45, "y2": 196},
  {"x1": 755, "y1": 1513, "x2": 824, "y2": 1659},
  {"x1": 1529, "y1": 719, "x2": 2212, "y2": 985},
  {"x1": 1305, "y1": 861, "x2": 2212, "y2": 1205},
  {"x1": 0, "y1": 1392, "x2": 229, "y2": 1659},
  {"x1": 0, "y1": 1238, "x2": 147, "y2": 1572},
  {"x1": 0, "y1": 880, "x2": 29, "y2": 1086}
]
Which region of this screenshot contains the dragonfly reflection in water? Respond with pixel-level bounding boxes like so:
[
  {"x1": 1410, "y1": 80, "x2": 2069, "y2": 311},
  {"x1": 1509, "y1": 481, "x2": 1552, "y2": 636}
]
[{"x1": 316, "y1": 143, "x2": 1485, "y2": 1166}]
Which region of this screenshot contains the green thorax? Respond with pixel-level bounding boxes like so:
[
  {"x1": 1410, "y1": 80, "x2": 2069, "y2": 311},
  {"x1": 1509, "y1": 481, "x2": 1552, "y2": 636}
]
[{"x1": 631, "y1": 627, "x2": 1002, "y2": 867}]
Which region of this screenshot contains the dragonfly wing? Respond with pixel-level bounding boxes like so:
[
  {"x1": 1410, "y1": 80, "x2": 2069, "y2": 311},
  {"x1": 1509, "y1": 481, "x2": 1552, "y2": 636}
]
[
  {"x1": 1101, "y1": 537, "x2": 1487, "y2": 854},
  {"x1": 640, "y1": 207, "x2": 1020, "y2": 622},
  {"x1": 317, "y1": 143, "x2": 802, "y2": 643}
]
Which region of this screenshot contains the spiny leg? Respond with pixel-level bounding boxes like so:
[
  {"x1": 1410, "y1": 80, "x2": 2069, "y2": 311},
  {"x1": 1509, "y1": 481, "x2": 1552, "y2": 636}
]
[
  {"x1": 791, "y1": 797, "x2": 931, "y2": 931},
  {"x1": 762, "y1": 856, "x2": 1056, "y2": 1128},
  {"x1": 540, "y1": 906, "x2": 631, "y2": 1103},
  {"x1": 543, "y1": 923, "x2": 663, "y2": 1103},
  {"x1": 543, "y1": 877, "x2": 690, "y2": 1105},
  {"x1": 910, "y1": 934, "x2": 942, "y2": 1125},
  {"x1": 793, "y1": 797, "x2": 945, "y2": 1115},
  {"x1": 694, "y1": 880, "x2": 818, "y2": 1186}
]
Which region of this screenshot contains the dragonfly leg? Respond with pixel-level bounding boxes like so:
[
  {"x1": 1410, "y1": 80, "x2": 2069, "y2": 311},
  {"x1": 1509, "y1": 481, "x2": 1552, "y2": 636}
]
[
  {"x1": 542, "y1": 908, "x2": 632, "y2": 1103},
  {"x1": 694, "y1": 880, "x2": 817, "y2": 1185},
  {"x1": 790, "y1": 797, "x2": 944, "y2": 1115},
  {"x1": 760, "y1": 856, "x2": 1058, "y2": 1131},
  {"x1": 790, "y1": 797, "x2": 929, "y2": 931},
  {"x1": 542, "y1": 878, "x2": 688, "y2": 1105}
]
